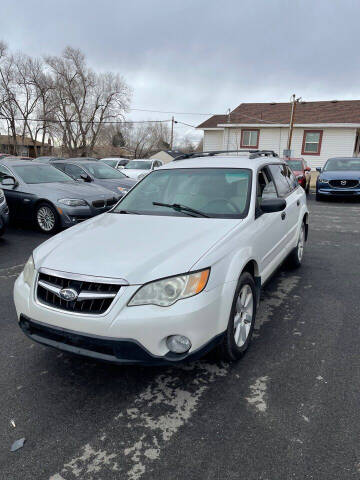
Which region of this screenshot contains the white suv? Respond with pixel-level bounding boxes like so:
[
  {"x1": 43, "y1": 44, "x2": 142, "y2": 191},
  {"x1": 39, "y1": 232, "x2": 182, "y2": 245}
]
[{"x1": 14, "y1": 151, "x2": 309, "y2": 364}]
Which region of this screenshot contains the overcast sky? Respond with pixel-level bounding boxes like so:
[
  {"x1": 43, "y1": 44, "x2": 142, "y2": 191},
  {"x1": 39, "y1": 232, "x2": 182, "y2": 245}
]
[{"x1": 1, "y1": 0, "x2": 358, "y2": 143}]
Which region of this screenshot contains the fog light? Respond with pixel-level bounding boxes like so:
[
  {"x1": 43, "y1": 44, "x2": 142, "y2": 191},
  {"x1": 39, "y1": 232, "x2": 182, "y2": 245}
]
[{"x1": 166, "y1": 335, "x2": 191, "y2": 354}]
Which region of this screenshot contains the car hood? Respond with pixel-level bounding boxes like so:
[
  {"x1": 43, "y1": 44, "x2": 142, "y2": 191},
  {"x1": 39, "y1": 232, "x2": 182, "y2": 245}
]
[
  {"x1": 33, "y1": 213, "x2": 239, "y2": 284},
  {"x1": 25, "y1": 182, "x2": 116, "y2": 201},
  {"x1": 122, "y1": 169, "x2": 147, "y2": 179},
  {"x1": 319, "y1": 170, "x2": 360, "y2": 180},
  {"x1": 94, "y1": 177, "x2": 137, "y2": 193}
]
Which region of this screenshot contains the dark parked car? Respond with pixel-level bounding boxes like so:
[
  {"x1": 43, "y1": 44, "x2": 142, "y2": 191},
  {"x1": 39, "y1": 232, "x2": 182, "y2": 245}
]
[
  {"x1": 284, "y1": 157, "x2": 311, "y2": 193},
  {"x1": 100, "y1": 157, "x2": 129, "y2": 169},
  {"x1": 35, "y1": 156, "x2": 65, "y2": 163},
  {"x1": 0, "y1": 187, "x2": 9, "y2": 236},
  {"x1": 316, "y1": 157, "x2": 360, "y2": 201},
  {"x1": 0, "y1": 159, "x2": 121, "y2": 233},
  {"x1": 51, "y1": 158, "x2": 136, "y2": 196}
]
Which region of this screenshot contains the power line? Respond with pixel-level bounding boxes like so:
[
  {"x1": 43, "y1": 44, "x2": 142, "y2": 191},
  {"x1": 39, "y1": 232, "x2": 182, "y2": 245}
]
[{"x1": 0, "y1": 116, "x2": 171, "y2": 125}]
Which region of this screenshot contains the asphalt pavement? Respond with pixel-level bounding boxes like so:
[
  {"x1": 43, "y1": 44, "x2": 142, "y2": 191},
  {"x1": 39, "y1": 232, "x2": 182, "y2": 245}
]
[{"x1": 1, "y1": 194, "x2": 360, "y2": 480}]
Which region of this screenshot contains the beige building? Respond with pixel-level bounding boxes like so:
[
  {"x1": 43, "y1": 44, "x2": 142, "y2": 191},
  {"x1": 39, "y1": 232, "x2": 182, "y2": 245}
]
[
  {"x1": 150, "y1": 150, "x2": 184, "y2": 164},
  {"x1": 197, "y1": 100, "x2": 360, "y2": 169},
  {"x1": 0, "y1": 135, "x2": 53, "y2": 158}
]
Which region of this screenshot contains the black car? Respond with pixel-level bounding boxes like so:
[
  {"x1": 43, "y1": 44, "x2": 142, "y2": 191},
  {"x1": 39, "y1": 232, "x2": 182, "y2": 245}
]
[
  {"x1": 50, "y1": 159, "x2": 136, "y2": 196},
  {"x1": 0, "y1": 159, "x2": 121, "y2": 233},
  {"x1": 0, "y1": 187, "x2": 9, "y2": 236}
]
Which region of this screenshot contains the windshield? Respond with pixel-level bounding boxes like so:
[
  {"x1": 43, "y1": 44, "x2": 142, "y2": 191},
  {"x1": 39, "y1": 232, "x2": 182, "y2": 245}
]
[
  {"x1": 13, "y1": 165, "x2": 74, "y2": 184},
  {"x1": 112, "y1": 168, "x2": 252, "y2": 218},
  {"x1": 287, "y1": 160, "x2": 303, "y2": 170},
  {"x1": 83, "y1": 163, "x2": 127, "y2": 179},
  {"x1": 125, "y1": 161, "x2": 152, "y2": 170},
  {"x1": 323, "y1": 158, "x2": 360, "y2": 172},
  {"x1": 102, "y1": 159, "x2": 118, "y2": 168}
]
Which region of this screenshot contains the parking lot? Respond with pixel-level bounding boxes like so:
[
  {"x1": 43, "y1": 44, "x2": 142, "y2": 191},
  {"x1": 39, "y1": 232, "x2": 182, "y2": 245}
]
[{"x1": 1, "y1": 194, "x2": 360, "y2": 480}]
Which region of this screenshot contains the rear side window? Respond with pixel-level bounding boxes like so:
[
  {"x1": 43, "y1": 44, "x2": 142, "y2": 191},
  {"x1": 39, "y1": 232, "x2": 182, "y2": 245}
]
[
  {"x1": 268, "y1": 165, "x2": 290, "y2": 197},
  {"x1": 284, "y1": 165, "x2": 298, "y2": 191}
]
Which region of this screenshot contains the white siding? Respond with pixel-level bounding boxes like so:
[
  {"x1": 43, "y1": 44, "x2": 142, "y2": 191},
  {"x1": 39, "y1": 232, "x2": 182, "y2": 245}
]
[
  {"x1": 221, "y1": 126, "x2": 357, "y2": 169},
  {"x1": 203, "y1": 130, "x2": 224, "y2": 151},
  {"x1": 289, "y1": 127, "x2": 357, "y2": 169}
]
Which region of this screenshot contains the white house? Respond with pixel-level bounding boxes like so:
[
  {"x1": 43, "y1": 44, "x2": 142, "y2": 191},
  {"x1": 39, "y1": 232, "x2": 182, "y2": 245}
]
[{"x1": 197, "y1": 100, "x2": 360, "y2": 169}]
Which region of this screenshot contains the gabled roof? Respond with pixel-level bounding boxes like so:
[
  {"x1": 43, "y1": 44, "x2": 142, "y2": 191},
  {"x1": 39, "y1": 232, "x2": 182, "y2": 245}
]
[{"x1": 197, "y1": 100, "x2": 360, "y2": 128}]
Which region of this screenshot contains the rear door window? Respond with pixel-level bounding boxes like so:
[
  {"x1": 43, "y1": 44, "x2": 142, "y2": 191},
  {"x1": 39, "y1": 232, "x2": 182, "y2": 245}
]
[{"x1": 268, "y1": 164, "x2": 292, "y2": 197}]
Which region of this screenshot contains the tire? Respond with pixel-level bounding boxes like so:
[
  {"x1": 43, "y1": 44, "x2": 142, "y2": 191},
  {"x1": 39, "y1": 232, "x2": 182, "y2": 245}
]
[
  {"x1": 288, "y1": 222, "x2": 305, "y2": 269},
  {"x1": 305, "y1": 182, "x2": 310, "y2": 194},
  {"x1": 35, "y1": 202, "x2": 59, "y2": 233},
  {"x1": 218, "y1": 272, "x2": 257, "y2": 362}
]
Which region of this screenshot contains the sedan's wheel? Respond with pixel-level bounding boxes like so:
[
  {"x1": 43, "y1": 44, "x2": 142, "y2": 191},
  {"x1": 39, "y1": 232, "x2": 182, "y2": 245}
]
[
  {"x1": 35, "y1": 203, "x2": 58, "y2": 233},
  {"x1": 288, "y1": 222, "x2": 305, "y2": 268},
  {"x1": 219, "y1": 272, "x2": 257, "y2": 361}
]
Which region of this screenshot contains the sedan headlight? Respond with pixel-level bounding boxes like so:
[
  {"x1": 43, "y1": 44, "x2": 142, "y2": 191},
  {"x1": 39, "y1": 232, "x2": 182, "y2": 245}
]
[
  {"x1": 58, "y1": 198, "x2": 87, "y2": 206},
  {"x1": 128, "y1": 268, "x2": 210, "y2": 307},
  {"x1": 117, "y1": 187, "x2": 129, "y2": 193},
  {"x1": 23, "y1": 255, "x2": 35, "y2": 287},
  {"x1": 319, "y1": 177, "x2": 329, "y2": 184}
]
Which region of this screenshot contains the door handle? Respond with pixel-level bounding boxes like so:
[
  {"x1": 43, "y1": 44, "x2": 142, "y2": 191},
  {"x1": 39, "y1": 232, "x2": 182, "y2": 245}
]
[
  {"x1": 297, "y1": 200, "x2": 300, "y2": 206},
  {"x1": 281, "y1": 212, "x2": 286, "y2": 220}
]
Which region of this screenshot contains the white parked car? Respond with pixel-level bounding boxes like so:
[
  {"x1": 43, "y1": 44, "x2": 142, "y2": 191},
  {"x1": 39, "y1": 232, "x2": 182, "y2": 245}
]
[
  {"x1": 99, "y1": 157, "x2": 129, "y2": 169},
  {"x1": 123, "y1": 159, "x2": 163, "y2": 180},
  {"x1": 14, "y1": 150, "x2": 309, "y2": 365}
]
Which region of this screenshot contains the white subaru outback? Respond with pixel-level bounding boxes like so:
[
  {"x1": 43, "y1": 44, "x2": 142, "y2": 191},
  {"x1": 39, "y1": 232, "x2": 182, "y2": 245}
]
[{"x1": 14, "y1": 150, "x2": 309, "y2": 364}]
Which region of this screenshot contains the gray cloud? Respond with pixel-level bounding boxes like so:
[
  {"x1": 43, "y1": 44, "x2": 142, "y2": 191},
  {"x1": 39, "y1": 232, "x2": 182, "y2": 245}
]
[{"x1": 1, "y1": 0, "x2": 359, "y2": 141}]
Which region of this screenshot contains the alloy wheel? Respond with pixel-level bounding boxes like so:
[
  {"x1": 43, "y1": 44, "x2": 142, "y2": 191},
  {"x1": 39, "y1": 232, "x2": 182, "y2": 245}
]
[
  {"x1": 234, "y1": 284, "x2": 254, "y2": 347},
  {"x1": 297, "y1": 224, "x2": 305, "y2": 262},
  {"x1": 37, "y1": 206, "x2": 56, "y2": 232}
]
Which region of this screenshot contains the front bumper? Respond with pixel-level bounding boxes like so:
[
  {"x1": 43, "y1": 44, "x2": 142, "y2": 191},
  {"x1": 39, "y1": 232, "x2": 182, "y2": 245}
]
[
  {"x1": 317, "y1": 186, "x2": 360, "y2": 197},
  {"x1": 19, "y1": 315, "x2": 225, "y2": 365},
  {"x1": 58, "y1": 204, "x2": 116, "y2": 227},
  {"x1": 14, "y1": 272, "x2": 235, "y2": 363}
]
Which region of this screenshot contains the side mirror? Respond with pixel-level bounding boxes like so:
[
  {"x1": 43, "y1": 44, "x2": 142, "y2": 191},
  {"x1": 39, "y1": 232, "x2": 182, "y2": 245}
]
[
  {"x1": 1, "y1": 176, "x2": 16, "y2": 187},
  {"x1": 316, "y1": 167, "x2": 322, "y2": 173},
  {"x1": 260, "y1": 198, "x2": 286, "y2": 213},
  {"x1": 80, "y1": 173, "x2": 92, "y2": 182}
]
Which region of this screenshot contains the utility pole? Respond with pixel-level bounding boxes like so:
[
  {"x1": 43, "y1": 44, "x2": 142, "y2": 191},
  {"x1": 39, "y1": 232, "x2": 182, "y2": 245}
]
[
  {"x1": 287, "y1": 94, "x2": 301, "y2": 154},
  {"x1": 170, "y1": 116, "x2": 174, "y2": 150}
]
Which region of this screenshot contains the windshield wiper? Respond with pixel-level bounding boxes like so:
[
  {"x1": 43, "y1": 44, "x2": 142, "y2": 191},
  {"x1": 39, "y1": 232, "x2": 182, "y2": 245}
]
[{"x1": 152, "y1": 202, "x2": 209, "y2": 218}]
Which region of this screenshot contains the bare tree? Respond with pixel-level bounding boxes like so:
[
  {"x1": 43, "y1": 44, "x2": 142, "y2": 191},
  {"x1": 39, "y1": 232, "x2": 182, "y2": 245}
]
[
  {"x1": 120, "y1": 121, "x2": 171, "y2": 158},
  {"x1": 45, "y1": 47, "x2": 131, "y2": 156}
]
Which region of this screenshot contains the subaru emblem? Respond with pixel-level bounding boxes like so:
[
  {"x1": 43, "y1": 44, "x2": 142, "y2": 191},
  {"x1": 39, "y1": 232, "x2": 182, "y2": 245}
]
[{"x1": 59, "y1": 288, "x2": 78, "y2": 302}]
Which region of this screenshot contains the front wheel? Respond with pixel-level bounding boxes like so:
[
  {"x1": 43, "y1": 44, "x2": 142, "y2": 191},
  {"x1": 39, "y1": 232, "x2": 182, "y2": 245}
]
[
  {"x1": 219, "y1": 272, "x2": 257, "y2": 361},
  {"x1": 288, "y1": 222, "x2": 305, "y2": 268},
  {"x1": 35, "y1": 203, "x2": 59, "y2": 233}
]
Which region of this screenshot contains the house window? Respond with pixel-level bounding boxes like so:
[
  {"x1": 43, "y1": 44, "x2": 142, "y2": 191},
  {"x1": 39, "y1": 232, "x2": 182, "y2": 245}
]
[
  {"x1": 241, "y1": 129, "x2": 259, "y2": 148},
  {"x1": 302, "y1": 130, "x2": 323, "y2": 155}
]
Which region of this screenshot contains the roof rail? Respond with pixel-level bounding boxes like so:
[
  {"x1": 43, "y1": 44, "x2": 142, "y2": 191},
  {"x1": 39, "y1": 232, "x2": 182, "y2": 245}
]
[{"x1": 173, "y1": 149, "x2": 278, "y2": 161}]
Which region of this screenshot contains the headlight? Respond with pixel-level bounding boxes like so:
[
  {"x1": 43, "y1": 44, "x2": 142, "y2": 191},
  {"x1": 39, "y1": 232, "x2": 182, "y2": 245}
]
[
  {"x1": 58, "y1": 198, "x2": 87, "y2": 206},
  {"x1": 23, "y1": 255, "x2": 35, "y2": 287},
  {"x1": 117, "y1": 187, "x2": 129, "y2": 193},
  {"x1": 128, "y1": 268, "x2": 210, "y2": 307},
  {"x1": 319, "y1": 178, "x2": 329, "y2": 184}
]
